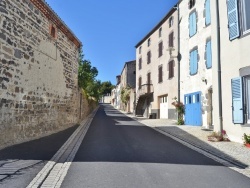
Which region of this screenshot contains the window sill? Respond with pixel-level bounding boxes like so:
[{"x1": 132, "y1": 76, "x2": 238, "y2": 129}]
[
  {"x1": 242, "y1": 124, "x2": 250, "y2": 128},
  {"x1": 240, "y1": 30, "x2": 250, "y2": 39}
]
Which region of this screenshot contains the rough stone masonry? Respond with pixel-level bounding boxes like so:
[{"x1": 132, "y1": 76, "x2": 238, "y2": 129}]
[{"x1": 0, "y1": 0, "x2": 93, "y2": 149}]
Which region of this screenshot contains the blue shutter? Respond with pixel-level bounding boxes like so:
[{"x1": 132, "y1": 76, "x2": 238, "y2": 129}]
[
  {"x1": 193, "y1": 12, "x2": 197, "y2": 36},
  {"x1": 193, "y1": 50, "x2": 198, "y2": 74},
  {"x1": 206, "y1": 40, "x2": 212, "y2": 68},
  {"x1": 189, "y1": 14, "x2": 193, "y2": 37},
  {"x1": 205, "y1": 0, "x2": 211, "y2": 25},
  {"x1": 190, "y1": 51, "x2": 193, "y2": 74},
  {"x1": 227, "y1": 0, "x2": 240, "y2": 40},
  {"x1": 231, "y1": 77, "x2": 244, "y2": 124},
  {"x1": 189, "y1": 12, "x2": 197, "y2": 37},
  {"x1": 190, "y1": 50, "x2": 198, "y2": 75}
]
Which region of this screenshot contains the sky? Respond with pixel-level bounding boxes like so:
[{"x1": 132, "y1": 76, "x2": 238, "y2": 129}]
[{"x1": 45, "y1": 0, "x2": 178, "y2": 85}]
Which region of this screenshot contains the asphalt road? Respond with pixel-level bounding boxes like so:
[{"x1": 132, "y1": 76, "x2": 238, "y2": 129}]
[
  {"x1": 61, "y1": 104, "x2": 250, "y2": 188},
  {"x1": 0, "y1": 124, "x2": 78, "y2": 188}
]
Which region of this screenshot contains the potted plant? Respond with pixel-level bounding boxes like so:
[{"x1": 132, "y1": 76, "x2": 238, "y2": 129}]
[
  {"x1": 208, "y1": 131, "x2": 223, "y2": 142},
  {"x1": 172, "y1": 97, "x2": 185, "y2": 125},
  {"x1": 243, "y1": 133, "x2": 250, "y2": 148}
]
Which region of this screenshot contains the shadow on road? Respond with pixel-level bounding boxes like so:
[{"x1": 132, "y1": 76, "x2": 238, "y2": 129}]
[{"x1": 0, "y1": 125, "x2": 78, "y2": 161}]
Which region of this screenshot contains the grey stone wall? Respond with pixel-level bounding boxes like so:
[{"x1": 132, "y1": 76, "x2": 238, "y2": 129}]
[
  {"x1": 127, "y1": 61, "x2": 136, "y2": 88},
  {"x1": 0, "y1": 0, "x2": 86, "y2": 149}
]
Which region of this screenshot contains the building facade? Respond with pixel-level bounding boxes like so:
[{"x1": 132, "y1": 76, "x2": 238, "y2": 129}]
[
  {"x1": 211, "y1": 0, "x2": 250, "y2": 142},
  {"x1": 120, "y1": 60, "x2": 136, "y2": 113},
  {"x1": 0, "y1": 0, "x2": 83, "y2": 148},
  {"x1": 135, "y1": 7, "x2": 178, "y2": 119},
  {"x1": 179, "y1": 0, "x2": 213, "y2": 128}
]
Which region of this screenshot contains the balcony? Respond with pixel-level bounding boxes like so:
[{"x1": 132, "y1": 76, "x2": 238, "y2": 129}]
[{"x1": 137, "y1": 84, "x2": 154, "y2": 98}]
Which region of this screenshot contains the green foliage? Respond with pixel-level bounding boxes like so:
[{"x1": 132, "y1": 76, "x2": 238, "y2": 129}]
[
  {"x1": 100, "y1": 81, "x2": 115, "y2": 95},
  {"x1": 121, "y1": 87, "x2": 131, "y2": 105},
  {"x1": 243, "y1": 133, "x2": 250, "y2": 144},
  {"x1": 177, "y1": 118, "x2": 184, "y2": 125},
  {"x1": 172, "y1": 97, "x2": 185, "y2": 125},
  {"x1": 78, "y1": 48, "x2": 100, "y2": 100}
]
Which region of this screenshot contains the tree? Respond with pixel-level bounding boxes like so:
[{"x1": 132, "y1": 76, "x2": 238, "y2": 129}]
[
  {"x1": 78, "y1": 48, "x2": 100, "y2": 101},
  {"x1": 100, "y1": 81, "x2": 115, "y2": 95}
]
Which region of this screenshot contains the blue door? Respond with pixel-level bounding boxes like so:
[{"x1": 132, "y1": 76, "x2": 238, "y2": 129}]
[{"x1": 184, "y1": 92, "x2": 202, "y2": 126}]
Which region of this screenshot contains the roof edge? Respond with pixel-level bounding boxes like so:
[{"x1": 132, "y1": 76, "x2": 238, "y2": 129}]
[{"x1": 135, "y1": 5, "x2": 177, "y2": 48}]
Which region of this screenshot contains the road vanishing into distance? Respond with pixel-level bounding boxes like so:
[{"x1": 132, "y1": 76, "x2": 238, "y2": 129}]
[{"x1": 1, "y1": 104, "x2": 250, "y2": 188}]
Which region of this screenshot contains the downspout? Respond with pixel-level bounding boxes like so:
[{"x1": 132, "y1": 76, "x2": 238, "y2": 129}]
[
  {"x1": 215, "y1": 0, "x2": 223, "y2": 133},
  {"x1": 177, "y1": 3, "x2": 180, "y2": 103}
]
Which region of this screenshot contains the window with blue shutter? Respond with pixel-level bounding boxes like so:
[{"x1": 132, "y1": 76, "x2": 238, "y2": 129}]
[
  {"x1": 190, "y1": 49, "x2": 198, "y2": 75},
  {"x1": 205, "y1": 0, "x2": 211, "y2": 25},
  {"x1": 227, "y1": 0, "x2": 240, "y2": 40},
  {"x1": 231, "y1": 77, "x2": 244, "y2": 124},
  {"x1": 189, "y1": 12, "x2": 197, "y2": 37},
  {"x1": 206, "y1": 40, "x2": 212, "y2": 69}
]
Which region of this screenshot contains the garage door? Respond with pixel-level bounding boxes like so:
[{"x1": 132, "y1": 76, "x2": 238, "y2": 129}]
[
  {"x1": 160, "y1": 96, "x2": 168, "y2": 119},
  {"x1": 184, "y1": 92, "x2": 202, "y2": 126}
]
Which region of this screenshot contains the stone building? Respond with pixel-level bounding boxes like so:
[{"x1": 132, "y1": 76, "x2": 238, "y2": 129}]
[
  {"x1": 135, "y1": 7, "x2": 178, "y2": 119},
  {"x1": 0, "y1": 0, "x2": 91, "y2": 149},
  {"x1": 120, "y1": 60, "x2": 136, "y2": 113}
]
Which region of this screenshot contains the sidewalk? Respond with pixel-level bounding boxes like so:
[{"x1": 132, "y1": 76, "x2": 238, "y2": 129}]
[{"x1": 122, "y1": 111, "x2": 250, "y2": 178}]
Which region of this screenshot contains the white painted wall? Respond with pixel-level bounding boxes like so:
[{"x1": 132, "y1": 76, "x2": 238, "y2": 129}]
[
  {"x1": 211, "y1": 0, "x2": 250, "y2": 143},
  {"x1": 179, "y1": 0, "x2": 212, "y2": 128}
]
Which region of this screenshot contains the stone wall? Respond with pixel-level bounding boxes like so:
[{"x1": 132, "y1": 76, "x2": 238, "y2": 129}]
[{"x1": 0, "y1": 0, "x2": 92, "y2": 149}]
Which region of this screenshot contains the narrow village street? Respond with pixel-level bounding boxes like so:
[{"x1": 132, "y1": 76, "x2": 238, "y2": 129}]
[{"x1": 1, "y1": 104, "x2": 250, "y2": 188}]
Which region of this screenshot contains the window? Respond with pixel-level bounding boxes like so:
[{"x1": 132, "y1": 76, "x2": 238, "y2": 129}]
[
  {"x1": 147, "y1": 38, "x2": 151, "y2": 47},
  {"x1": 188, "y1": 0, "x2": 196, "y2": 9},
  {"x1": 205, "y1": 0, "x2": 211, "y2": 25},
  {"x1": 190, "y1": 49, "x2": 198, "y2": 75},
  {"x1": 147, "y1": 51, "x2": 151, "y2": 64},
  {"x1": 168, "y1": 60, "x2": 174, "y2": 79},
  {"x1": 139, "y1": 58, "x2": 142, "y2": 70},
  {"x1": 158, "y1": 41, "x2": 163, "y2": 57},
  {"x1": 169, "y1": 32, "x2": 174, "y2": 47},
  {"x1": 169, "y1": 16, "x2": 174, "y2": 27},
  {"x1": 241, "y1": 0, "x2": 250, "y2": 34},
  {"x1": 158, "y1": 66, "x2": 163, "y2": 83},
  {"x1": 231, "y1": 76, "x2": 250, "y2": 124},
  {"x1": 139, "y1": 46, "x2": 142, "y2": 54},
  {"x1": 226, "y1": 0, "x2": 250, "y2": 40},
  {"x1": 189, "y1": 11, "x2": 197, "y2": 37},
  {"x1": 205, "y1": 40, "x2": 212, "y2": 69},
  {"x1": 138, "y1": 77, "x2": 142, "y2": 89},
  {"x1": 246, "y1": 76, "x2": 250, "y2": 123},
  {"x1": 50, "y1": 25, "x2": 56, "y2": 38},
  {"x1": 159, "y1": 28, "x2": 162, "y2": 37}
]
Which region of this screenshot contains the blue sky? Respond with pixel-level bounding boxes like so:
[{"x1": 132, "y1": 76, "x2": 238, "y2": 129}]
[{"x1": 45, "y1": 0, "x2": 178, "y2": 85}]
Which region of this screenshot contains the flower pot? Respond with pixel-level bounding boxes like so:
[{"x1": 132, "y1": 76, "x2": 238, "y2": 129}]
[
  {"x1": 208, "y1": 136, "x2": 223, "y2": 142},
  {"x1": 245, "y1": 143, "x2": 250, "y2": 148}
]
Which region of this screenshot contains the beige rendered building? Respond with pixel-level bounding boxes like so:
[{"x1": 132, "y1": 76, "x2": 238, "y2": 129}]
[{"x1": 135, "y1": 7, "x2": 178, "y2": 119}]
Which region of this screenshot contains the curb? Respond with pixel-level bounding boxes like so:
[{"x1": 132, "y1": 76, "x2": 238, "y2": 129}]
[
  {"x1": 119, "y1": 110, "x2": 250, "y2": 178},
  {"x1": 27, "y1": 107, "x2": 99, "y2": 188}
]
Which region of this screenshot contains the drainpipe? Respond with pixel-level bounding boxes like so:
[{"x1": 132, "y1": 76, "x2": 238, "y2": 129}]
[
  {"x1": 177, "y1": 3, "x2": 180, "y2": 103},
  {"x1": 215, "y1": 0, "x2": 223, "y2": 133}
]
